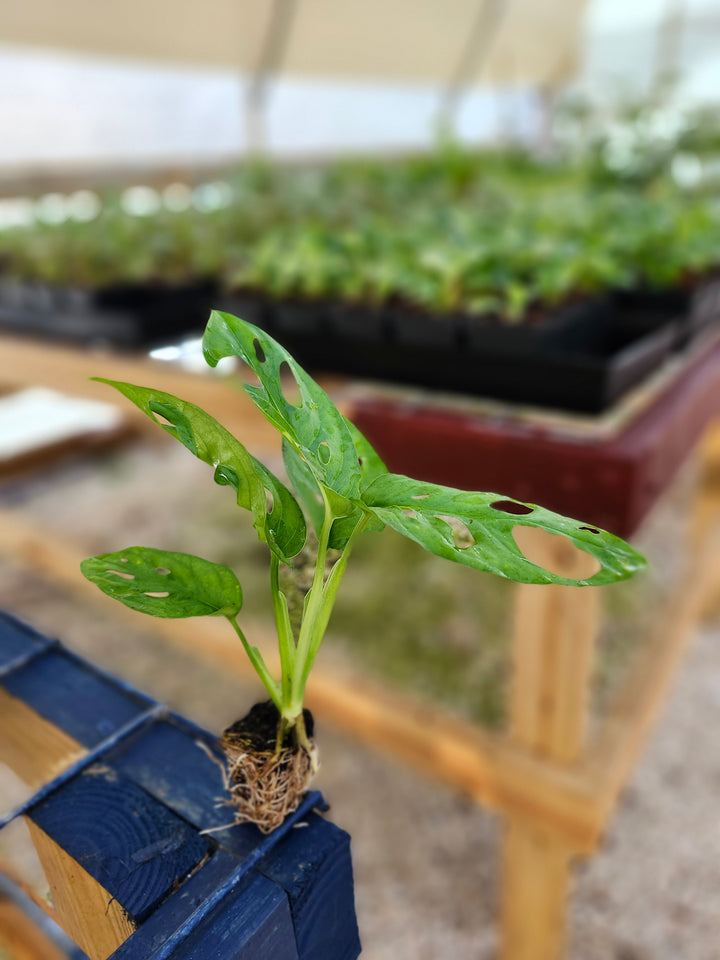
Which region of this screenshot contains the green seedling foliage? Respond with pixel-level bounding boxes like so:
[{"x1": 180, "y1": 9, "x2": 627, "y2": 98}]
[
  {"x1": 82, "y1": 312, "x2": 647, "y2": 733},
  {"x1": 80, "y1": 547, "x2": 243, "y2": 618},
  {"x1": 94, "y1": 379, "x2": 306, "y2": 563},
  {"x1": 282, "y1": 419, "x2": 387, "y2": 549},
  {"x1": 362, "y1": 475, "x2": 644, "y2": 586},
  {"x1": 203, "y1": 310, "x2": 361, "y2": 504}
]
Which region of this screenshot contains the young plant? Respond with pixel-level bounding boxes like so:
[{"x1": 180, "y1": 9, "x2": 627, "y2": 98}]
[{"x1": 81, "y1": 311, "x2": 646, "y2": 830}]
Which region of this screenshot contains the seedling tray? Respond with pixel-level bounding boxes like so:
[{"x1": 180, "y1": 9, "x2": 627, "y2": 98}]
[
  {"x1": 0, "y1": 280, "x2": 217, "y2": 349},
  {"x1": 270, "y1": 297, "x2": 678, "y2": 414}
]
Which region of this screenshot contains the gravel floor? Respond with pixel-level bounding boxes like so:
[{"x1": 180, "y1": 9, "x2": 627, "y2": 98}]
[{"x1": 1, "y1": 445, "x2": 719, "y2": 958}]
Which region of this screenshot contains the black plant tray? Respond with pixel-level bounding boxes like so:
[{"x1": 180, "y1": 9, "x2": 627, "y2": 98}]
[
  {"x1": 0, "y1": 280, "x2": 218, "y2": 349},
  {"x1": 610, "y1": 279, "x2": 720, "y2": 349},
  {"x1": 261, "y1": 296, "x2": 678, "y2": 414}
]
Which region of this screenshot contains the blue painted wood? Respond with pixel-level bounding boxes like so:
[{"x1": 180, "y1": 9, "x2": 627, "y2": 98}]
[
  {"x1": 0, "y1": 610, "x2": 55, "y2": 675},
  {"x1": 115, "y1": 790, "x2": 326, "y2": 960},
  {"x1": 103, "y1": 717, "x2": 235, "y2": 832},
  {"x1": 0, "y1": 613, "x2": 361, "y2": 959},
  {"x1": 27, "y1": 764, "x2": 211, "y2": 924},
  {"x1": 253, "y1": 812, "x2": 361, "y2": 960},
  {"x1": 2, "y1": 648, "x2": 153, "y2": 747},
  {"x1": 0, "y1": 705, "x2": 164, "y2": 830},
  {"x1": 106, "y1": 850, "x2": 293, "y2": 960},
  {"x1": 169, "y1": 871, "x2": 299, "y2": 960}
]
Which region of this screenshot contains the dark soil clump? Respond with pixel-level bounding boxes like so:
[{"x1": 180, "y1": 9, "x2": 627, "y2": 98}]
[{"x1": 218, "y1": 701, "x2": 317, "y2": 833}]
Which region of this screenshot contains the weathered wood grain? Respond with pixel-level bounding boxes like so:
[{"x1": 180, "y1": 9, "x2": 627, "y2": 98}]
[
  {"x1": 24, "y1": 818, "x2": 135, "y2": 960},
  {"x1": 27, "y1": 765, "x2": 210, "y2": 927}
]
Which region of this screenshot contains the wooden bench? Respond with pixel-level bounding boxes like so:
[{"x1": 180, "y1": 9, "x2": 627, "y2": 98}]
[{"x1": 0, "y1": 612, "x2": 361, "y2": 960}]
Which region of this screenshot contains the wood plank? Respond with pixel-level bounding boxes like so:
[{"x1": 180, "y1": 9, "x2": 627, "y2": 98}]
[
  {"x1": 0, "y1": 896, "x2": 69, "y2": 960},
  {"x1": 1, "y1": 648, "x2": 151, "y2": 750},
  {"x1": 252, "y1": 811, "x2": 361, "y2": 960},
  {"x1": 0, "y1": 687, "x2": 85, "y2": 788},
  {"x1": 28, "y1": 765, "x2": 211, "y2": 924},
  {"x1": 0, "y1": 613, "x2": 50, "y2": 674},
  {"x1": 0, "y1": 334, "x2": 349, "y2": 457},
  {"x1": 500, "y1": 822, "x2": 575, "y2": 960},
  {"x1": 510, "y1": 528, "x2": 599, "y2": 762},
  {"x1": 24, "y1": 819, "x2": 135, "y2": 960},
  {"x1": 167, "y1": 871, "x2": 300, "y2": 960},
  {"x1": 501, "y1": 527, "x2": 600, "y2": 960}
]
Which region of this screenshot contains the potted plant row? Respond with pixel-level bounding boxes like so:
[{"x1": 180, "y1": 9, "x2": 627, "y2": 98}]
[{"x1": 0, "y1": 154, "x2": 718, "y2": 410}]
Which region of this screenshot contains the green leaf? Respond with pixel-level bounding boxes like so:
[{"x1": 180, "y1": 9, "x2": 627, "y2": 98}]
[
  {"x1": 328, "y1": 418, "x2": 387, "y2": 546},
  {"x1": 95, "y1": 380, "x2": 305, "y2": 563},
  {"x1": 282, "y1": 437, "x2": 325, "y2": 533},
  {"x1": 362, "y1": 474, "x2": 646, "y2": 586},
  {"x1": 202, "y1": 311, "x2": 361, "y2": 500},
  {"x1": 81, "y1": 547, "x2": 243, "y2": 618},
  {"x1": 283, "y1": 417, "x2": 387, "y2": 548}
]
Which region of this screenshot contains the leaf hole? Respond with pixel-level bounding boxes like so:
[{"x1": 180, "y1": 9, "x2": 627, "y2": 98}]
[
  {"x1": 579, "y1": 526, "x2": 600, "y2": 534},
  {"x1": 402, "y1": 508, "x2": 416, "y2": 519},
  {"x1": 155, "y1": 567, "x2": 171, "y2": 576},
  {"x1": 119, "y1": 557, "x2": 128, "y2": 563},
  {"x1": 411, "y1": 493, "x2": 430, "y2": 500},
  {"x1": 266, "y1": 489, "x2": 275, "y2": 514},
  {"x1": 148, "y1": 402, "x2": 176, "y2": 429},
  {"x1": 108, "y1": 569, "x2": 135, "y2": 580},
  {"x1": 318, "y1": 442, "x2": 331, "y2": 465},
  {"x1": 253, "y1": 338, "x2": 266, "y2": 363},
  {"x1": 144, "y1": 591, "x2": 170, "y2": 599},
  {"x1": 435, "y1": 515, "x2": 477, "y2": 549},
  {"x1": 490, "y1": 499, "x2": 534, "y2": 516},
  {"x1": 358, "y1": 457, "x2": 364, "y2": 466},
  {"x1": 279, "y1": 361, "x2": 302, "y2": 407},
  {"x1": 512, "y1": 526, "x2": 601, "y2": 580}
]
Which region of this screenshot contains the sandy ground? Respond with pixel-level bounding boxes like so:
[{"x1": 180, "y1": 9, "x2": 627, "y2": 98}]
[{"x1": 1, "y1": 445, "x2": 719, "y2": 959}]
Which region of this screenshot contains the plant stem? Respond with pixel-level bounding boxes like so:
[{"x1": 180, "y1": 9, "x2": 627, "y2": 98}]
[
  {"x1": 285, "y1": 507, "x2": 371, "y2": 720},
  {"x1": 285, "y1": 497, "x2": 334, "y2": 718},
  {"x1": 270, "y1": 552, "x2": 295, "y2": 706},
  {"x1": 227, "y1": 615, "x2": 282, "y2": 710}
]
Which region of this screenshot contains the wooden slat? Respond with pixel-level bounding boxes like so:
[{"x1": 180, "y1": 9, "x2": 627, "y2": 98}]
[
  {"x1": 510, "y1": 527, "x2": 599, "y2": 763},
  {"x1": 0, "y1": 896, "x2": 69, "y2": 960},
  {"x1": 25, "y1": 764, "x2": 210, "y2": 960},
  {"x1": 500, "y1": 823, "x2": 575, "y2": 960},
  {"x1": 501, "y1": 527, "x2": 600, "y2": 960},
  {"x1": 0, "y1": 334, "x2": 348, "y2": 456},
  {"x1": 0, "y1": 687, "x2": 85, "y2": 788},
  {"x1": 24, "y1": 819, "x2": 135, "y2": 960}
]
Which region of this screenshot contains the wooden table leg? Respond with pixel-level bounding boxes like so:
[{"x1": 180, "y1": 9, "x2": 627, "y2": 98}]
[{"x1": 500, "y1": 527, "x2": 600, "y2": 960}]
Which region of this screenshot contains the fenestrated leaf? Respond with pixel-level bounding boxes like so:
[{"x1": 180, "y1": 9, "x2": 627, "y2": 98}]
[
  {"x1": 328, "y1": 418, "x2": 387, "y2": 546},
  {"x1": 362, "y1": 474, "x2": 646, "y2": 586},
  {"x1": 95, "y1": 380, "x2": 306, "y2": 563},
  {"x1": 202, "y1": 311, "x2": 361, "y2": 501},
  {"x1": 282, "y1": 437, "x2": 325, "y2": 533},
  {"x1": 283, "y1": 418, "x2": 387, "y2": 548},
  {"x1": 81, "y1": 547, "x2": 243, "y2": 618}
]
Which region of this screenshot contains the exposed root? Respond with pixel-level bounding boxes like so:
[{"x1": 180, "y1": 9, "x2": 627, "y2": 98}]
[
  {"x1": 220, "y1": 737, "x2": 317, "y2": 834},
  {"x1": 200, "y1": 701, "x2": 319, "y2": 834}
]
